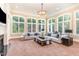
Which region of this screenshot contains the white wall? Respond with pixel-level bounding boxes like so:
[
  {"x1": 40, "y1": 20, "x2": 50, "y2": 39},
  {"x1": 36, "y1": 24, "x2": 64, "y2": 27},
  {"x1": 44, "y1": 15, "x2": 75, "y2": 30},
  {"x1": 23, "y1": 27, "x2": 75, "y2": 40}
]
[{"x1": 0, "y1": 22, "x2": 6, "y2": 35}]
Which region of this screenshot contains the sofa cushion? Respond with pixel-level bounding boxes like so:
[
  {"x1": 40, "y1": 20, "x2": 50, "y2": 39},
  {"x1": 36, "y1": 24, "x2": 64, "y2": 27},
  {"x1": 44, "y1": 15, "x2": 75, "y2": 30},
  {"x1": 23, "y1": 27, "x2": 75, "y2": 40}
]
[
  {"x1": 53, "y1": 32, "x2": 60, "y2": 38},
  {"x1": 52, "y1": 33, "x2": 60, "y2": 38},
  {"x1": 51, "y1": 34, "x2": 57, "y2": 37}
]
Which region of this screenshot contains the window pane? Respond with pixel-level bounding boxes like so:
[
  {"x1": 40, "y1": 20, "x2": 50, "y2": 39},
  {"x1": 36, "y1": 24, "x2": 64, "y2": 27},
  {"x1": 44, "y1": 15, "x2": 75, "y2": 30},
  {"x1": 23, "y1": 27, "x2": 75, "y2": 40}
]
[
  {"x1": 28, "y1": 24, "x2": 31, "y2": 32},
  {"x1": 52, "y1": 19, "x2": 55, "y2": 23},
  {"x1": 38, "y1": 20, "x2": 41, "y2": 23},
  {"x1": 64, "y1": 22, "x2": 70, "y2": 31},
  {"x1": 41, "y1": 25, "x2": 44, "y2": 31},
  {"x1": 42, "y1": 20, "x2": 45, "y2": 24},
  {"x1": 32, "y1": 19, "x2": 36, "y2": 23},
  {"x1": 64, "y1": 15, "x2": 70, "y2": 21},
  {"x1": 76, "y1": 20, "x2": 79, "y2": 34},
  {"x1": 58, "y1": 23, "x2": 62, "y2": 33},
  {"x1": 32, "y1": 24, "x2": 36, "y2": 32},
  {"x1": 52, "y1": 24, "x2": 54, "y2": 32},
  {"x1": 13, "y1": 16, "x2": 18, "y2": 22},
  {"x1": 58, "y1": 16, "x2": 63, "y2": 22},
  {"x1": 27, "y1": 19, "x2": 31, "y2": 23},
  {"x1": 39, "y1": 25, "x2": 41, "y2": 32},
  {"x1": 19, "y1": 23, "x2": 24, "y2": 32},
  {"x1": 49, "y1": 20, "x2": 51, "y2": 23},
  {"x1": 76, "y1": 12, "x2": 79, "y2": 18},
  {"x1": 20, "y1": 17, "x2": 24, "y2": 22},
  {"x1": 49, "y1": 19, "x2": 55, "y2": 24},
  {"x1": 13, "y1": 23, "x2": 18, "y2": 33}
]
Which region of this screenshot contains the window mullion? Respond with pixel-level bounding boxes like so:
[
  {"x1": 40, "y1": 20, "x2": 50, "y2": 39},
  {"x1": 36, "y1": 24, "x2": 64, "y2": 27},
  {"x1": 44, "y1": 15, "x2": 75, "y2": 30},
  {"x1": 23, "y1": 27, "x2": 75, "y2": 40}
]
[
  {"x1": 18, "y1": 17, "x2": 20, "y2": 33},
  {"x1": 51, "y1": 23, "x2": 52, "y2": 32}
]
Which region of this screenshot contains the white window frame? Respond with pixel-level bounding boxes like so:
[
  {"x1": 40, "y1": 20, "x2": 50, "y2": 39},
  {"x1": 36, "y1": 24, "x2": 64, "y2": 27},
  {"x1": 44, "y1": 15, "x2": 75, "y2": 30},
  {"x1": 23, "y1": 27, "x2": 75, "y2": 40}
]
[
  {"x1": 57, "y1": 13, "x2": 71, "y2": 34},
  {"x1": 57, "y1": 15, "x2": 64, "y2": 33},
  {"x1": 11, "y1": 15, "x2": 25, "y2": 34},
  {"x1": 27, "y1": 17, "x2": 36, "y2": 32},
  {"x1": 74, "y1": 10, "x2": 79, "y2": 35}
]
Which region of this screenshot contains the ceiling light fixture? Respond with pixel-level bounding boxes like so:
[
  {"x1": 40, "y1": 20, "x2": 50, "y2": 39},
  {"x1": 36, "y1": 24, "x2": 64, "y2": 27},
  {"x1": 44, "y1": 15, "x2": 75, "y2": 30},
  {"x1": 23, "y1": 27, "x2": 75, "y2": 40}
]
[{"x1": 37, "y1": 3, "x2": 47, "y2": 16}]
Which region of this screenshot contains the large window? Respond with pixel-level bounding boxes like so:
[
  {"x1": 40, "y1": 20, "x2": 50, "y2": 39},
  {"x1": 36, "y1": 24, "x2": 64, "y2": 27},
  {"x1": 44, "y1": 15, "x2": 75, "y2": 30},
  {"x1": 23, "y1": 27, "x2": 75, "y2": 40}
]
[
  {"x1": 58, "y1": 14, "x2": 70, "y2": 33},
  {"x1": 27, "y1": 18, "x2": 36, "y2": 32},
  {"x1": 76, "y1": 12, "x2": 79, "y2": 34},
  {"x1": 12, "y1": 16, "x2": 24, "y2": 33},
  {"x1": 49, "y1": 18, "x2": 55, "y2": 32},
  {"x1": 38, "y1": 20, "x2": 45, "y2": 32}
]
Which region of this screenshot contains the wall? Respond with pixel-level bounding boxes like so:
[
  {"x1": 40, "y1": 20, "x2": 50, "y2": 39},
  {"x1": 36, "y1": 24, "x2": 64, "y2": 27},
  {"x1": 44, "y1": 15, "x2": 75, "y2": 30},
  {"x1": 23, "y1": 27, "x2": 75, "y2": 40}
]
[
  {"x1": 0, "y1": 22, "x2": 7, "y2": 46},
  {"x1": 0, "y1": 22, "x2": 5, "y2": 35}
]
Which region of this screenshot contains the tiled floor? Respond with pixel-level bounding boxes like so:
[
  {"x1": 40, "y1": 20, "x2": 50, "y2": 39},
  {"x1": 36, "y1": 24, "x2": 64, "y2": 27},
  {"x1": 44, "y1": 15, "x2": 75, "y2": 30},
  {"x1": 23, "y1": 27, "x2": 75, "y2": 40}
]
[{"x1": 7, "y1": 39, "x2": 79, "y2": 56}]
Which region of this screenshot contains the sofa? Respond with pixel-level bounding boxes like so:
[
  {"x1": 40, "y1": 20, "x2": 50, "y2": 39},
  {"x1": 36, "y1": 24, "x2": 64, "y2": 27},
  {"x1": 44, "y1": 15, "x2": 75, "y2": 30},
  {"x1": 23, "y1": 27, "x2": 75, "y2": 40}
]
[
  {"x1": 45, "y1": 32, "x2": 68, "y2": 43},
  {"x1": 22, "y1": 32, "x2": 68, "y2": 44},
  {"x1": 23, "y1": 32, "x2": 41, "y2": 40}
]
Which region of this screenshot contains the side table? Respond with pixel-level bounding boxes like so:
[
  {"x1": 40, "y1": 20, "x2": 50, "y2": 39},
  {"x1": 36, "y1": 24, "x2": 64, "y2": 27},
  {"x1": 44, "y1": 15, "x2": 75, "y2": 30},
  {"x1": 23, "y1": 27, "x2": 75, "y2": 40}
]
[{"x1": 61, "y1": 37, "x2": 73, "y2": 46}]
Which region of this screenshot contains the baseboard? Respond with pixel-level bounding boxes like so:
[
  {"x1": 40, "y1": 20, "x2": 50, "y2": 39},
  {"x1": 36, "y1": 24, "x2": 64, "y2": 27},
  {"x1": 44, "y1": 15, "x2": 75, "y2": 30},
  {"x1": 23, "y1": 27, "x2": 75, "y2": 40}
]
[
  {"x1": 9, "y1": 36, "x2": 23, "y2": 40},
  {"x1": 73, "y1": 39, "x2": 79, "y2": 42}
]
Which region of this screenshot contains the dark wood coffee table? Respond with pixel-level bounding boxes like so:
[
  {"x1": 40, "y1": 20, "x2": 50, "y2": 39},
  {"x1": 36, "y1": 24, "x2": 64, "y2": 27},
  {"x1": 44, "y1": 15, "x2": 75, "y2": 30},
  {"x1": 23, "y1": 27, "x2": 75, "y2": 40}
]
[{"x1": 34, "y1": 37, "x2": 52, "y2": 46}]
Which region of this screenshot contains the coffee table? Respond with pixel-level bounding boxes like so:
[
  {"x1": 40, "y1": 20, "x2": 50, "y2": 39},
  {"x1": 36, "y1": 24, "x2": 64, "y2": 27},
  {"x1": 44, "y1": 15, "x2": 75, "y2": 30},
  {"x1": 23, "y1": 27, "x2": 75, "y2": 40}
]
[{"x1": 34, "y1": 36, "x2": 52, "y2": 46}]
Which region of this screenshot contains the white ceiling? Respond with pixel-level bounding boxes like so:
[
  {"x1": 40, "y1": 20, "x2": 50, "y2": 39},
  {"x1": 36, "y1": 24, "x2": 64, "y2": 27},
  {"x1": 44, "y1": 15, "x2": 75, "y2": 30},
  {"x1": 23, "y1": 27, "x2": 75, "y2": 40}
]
[{"x1": 9, "y1": 3, "x2": 78, "y2": 16}]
